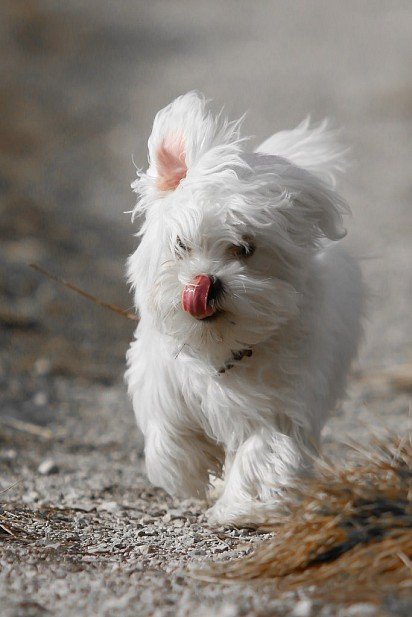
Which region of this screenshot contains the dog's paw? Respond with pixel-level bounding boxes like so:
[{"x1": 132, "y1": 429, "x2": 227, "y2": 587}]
[
  {"x1": 206, "y1": 499, "x2": 276, "y2": 528},
  {"x1": 206, "y1": 502, "x2": 248, "y2": 528},
  {"x1": 207, "y1": 476, "x2": 225, "y2": 501}
]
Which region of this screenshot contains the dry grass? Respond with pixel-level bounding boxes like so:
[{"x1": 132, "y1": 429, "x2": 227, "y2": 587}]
[{"x1": 196, "y1": 436, "x2": 412, "y2": 603}]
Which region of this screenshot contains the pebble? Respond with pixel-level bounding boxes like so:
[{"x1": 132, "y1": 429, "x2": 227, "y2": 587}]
[
  {"x1": 33, "y1": 391, "x2": 48, "y2": 406},
  {"x1": 0, "y1": 448, "x2": 17, "y2": 461},
  {"x1": 38, "y1": 459, "x2": 59, "y2": 475},
  {"x1": 211, "y1": 545, "x2": 229, "y2": 554},
  {"x1": 22, "y1": 490, "x2": 39, "y2": 503},
  {"x1": 33, "y1": 357, "x2": 51, "y2": 376},
  {"x1": 292, "y1": 599, "x2": 313, "y2": 617},
  {"x1": 99, "y1": 501, "x2": 120, "y2": 513},
  {"x1": 140, "y1": 545, "x2": 157, "y2": 555},
  {"x1": 76, "y1": 518, "x2": 89, "y2": 528},
  {"x1": 342, "y1": 604, "x2": 377, "y2": 617},
  {"x1": 172, "y1": 519, "x2": 185, "y2": 527}
]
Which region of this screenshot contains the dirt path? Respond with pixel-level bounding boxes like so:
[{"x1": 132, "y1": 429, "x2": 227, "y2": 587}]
[{"x1": 1, "y1": 2, "x2": 411, "y2": 615}]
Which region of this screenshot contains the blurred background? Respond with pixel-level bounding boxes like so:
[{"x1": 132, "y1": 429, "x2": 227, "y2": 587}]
[
  {"x1": 0, "y1": 0, "x2": 412, "y2": 434},
  {"x1": 1, "y1": 0, "x2": 411, "y2": 453},
  {"x1": 1, "y1": 2, "x2": 411, "y2": 614}
]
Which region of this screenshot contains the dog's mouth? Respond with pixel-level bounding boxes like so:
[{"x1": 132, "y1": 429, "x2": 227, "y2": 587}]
[{"x1": 181, "y1": 275, "x2": 224, "y2": 321}]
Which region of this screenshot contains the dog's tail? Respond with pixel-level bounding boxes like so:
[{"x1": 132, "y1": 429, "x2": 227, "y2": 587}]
[{"x1": 255, "y1": 118, "x2": 348, "y2": 187}]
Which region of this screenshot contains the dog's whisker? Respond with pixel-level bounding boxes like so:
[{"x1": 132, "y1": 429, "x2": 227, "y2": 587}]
[
  {"x1": 174, "y1": 324, "x2": 197, "y2": 358},
  {"x1": 163, "y1": 299, "x2": 181, "y2": 321}
]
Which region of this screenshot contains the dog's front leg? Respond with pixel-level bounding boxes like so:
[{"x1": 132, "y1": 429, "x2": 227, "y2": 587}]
[
  {"x1": 127, "y1": 339, "x2": 221, "y2": 499},
  {"x1": 144, "y1": 421, "x2": 222, "y2": 499},
  {"x1": 207, "y1": 429, "x2": 314, "y2": 526}
]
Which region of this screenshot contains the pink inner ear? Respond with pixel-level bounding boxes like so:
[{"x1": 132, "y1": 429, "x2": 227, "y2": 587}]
[{"x1": 155, "y1": 134, "x2": 187, "y2": 191}]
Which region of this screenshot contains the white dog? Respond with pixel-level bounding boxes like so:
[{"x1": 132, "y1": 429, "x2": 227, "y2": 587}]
[{"x1": 125, "y1": 92, "x2": 363, "y2": 526}]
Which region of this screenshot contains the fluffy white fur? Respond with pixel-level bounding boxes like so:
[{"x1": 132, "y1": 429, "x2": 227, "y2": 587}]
[{"x1": 125, "y1": 92, "x2": 363, "y2": 526}]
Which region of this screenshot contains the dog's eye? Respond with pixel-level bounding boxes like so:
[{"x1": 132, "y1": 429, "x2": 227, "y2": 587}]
[
  {"x1": 175, "y1": 236, "x2": 191, "y2": 256},
  {"x1": 228, "y1": 237, "x2": 256, "y2": 259}
]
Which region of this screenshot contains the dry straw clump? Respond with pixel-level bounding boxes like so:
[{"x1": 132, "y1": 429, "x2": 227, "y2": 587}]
[{"x1": 196, "y1": 436, "x2": 412, "y2": 602}]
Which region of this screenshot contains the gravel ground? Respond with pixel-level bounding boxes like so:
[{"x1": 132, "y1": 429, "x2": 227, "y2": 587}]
[{"x1": 1, "y1": 2, "x2": 411, "y2": 616}]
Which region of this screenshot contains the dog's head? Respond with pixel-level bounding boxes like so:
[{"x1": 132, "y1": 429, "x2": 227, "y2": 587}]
[{"x1": 128, "y1": 92, "x2": 347, "y2": 366}]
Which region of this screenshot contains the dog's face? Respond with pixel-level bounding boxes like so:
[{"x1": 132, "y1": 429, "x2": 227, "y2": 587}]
[
  {"x1": 139, "y1": 186, "x2": 299, "y2": 364},
  {"x1": 128, "y1": 93, "x2": 346, "y2": 365}
]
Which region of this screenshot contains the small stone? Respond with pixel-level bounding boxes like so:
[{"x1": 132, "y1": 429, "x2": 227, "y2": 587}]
[
  {"x1": 99, "y1": 501, "x2": 120, "y2": 513},
  {"x1": 140, "y1": 516, "x2": 156, "y2": 524},
  {"x1": 140, "y1": 545, "x2": 156, "y2": 555},
  {"x1": 211, "y1": 545, "x2": 229, "y2": 554},
  {"x1": 38, "y1": 459, "x2": 59, "y2": 475},
  {"x1": 76, "y1": 518, "x2": 88, "y2": 528},
  {"x1": 1, "y1": 448, "x2": 17, "y2": 461},
  {"x1": 21, "y1": 491, "x2": 39, "y2": 503},
  {"x1": 172, "y1": 519, "x2": 185, "y2": 527},
  {"x1": 292, "y1": 599, "x2": 313, "y2": 617},
  {"x1": 70, "y1": 503, "x2": 95, "y2": 513},
  {"x1": 210, "y1": 603, "x2": 238, "y2": 617},
  {"x1": 33, "y1": 358, "x2": 51, "y2": 376},
  {"x1": 343, "y1": 604, "x2": 377, "y2": 617},
  {"x1": 33, "y1": 391, "x2": 48, "y2": 406}
]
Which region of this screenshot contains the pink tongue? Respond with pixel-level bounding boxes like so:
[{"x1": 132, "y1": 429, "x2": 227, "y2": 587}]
[{"x1": 182, "y1": 275, "x2": 216, "y2": 319}]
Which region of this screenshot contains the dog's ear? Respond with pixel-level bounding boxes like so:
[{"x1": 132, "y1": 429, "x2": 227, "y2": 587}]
[
  {"x1": 154, "y1": 133, "x2": 187, "y2": 192},
  {"x1": 146, "y1": 92, "x2": 204, "y2": 193},
  {"x1": 145, "y1": 91, "x2": 245, "y2": 195},
  {"x1": 273, "y1": 160, "x2": 348, "y2": 244},
  {"x1": 132, "y1": 92, "x2": 246, "y2": 213}
]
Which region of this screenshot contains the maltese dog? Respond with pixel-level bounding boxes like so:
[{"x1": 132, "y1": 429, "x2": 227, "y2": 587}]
[{"x1": 125, "y1": 92, "x2": 363, "y2": 526}]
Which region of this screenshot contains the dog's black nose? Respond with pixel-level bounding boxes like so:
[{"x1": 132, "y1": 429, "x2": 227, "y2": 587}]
[{"x1": 207, "y1": 276, "x2": 224, "y2": 305}]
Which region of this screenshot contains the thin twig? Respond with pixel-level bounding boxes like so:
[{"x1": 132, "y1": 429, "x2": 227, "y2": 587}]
[
  {"x1": 0, "y1": 523, "x2": 17, "y2": 537},
  {"x1": 30, "y1": 263, "x2": 139, "y2": 322},
  {"x1": 0, "y1": 480, "x2": 22, "y2": 497},
  {"x1": 0, "y1": 416, "x2": 53, "y2": 439}
]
